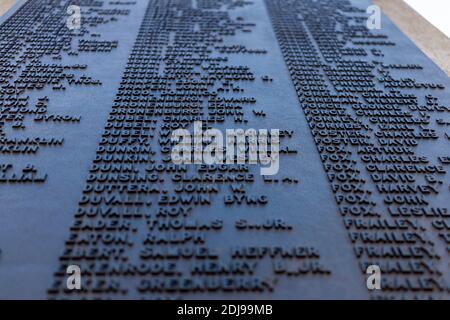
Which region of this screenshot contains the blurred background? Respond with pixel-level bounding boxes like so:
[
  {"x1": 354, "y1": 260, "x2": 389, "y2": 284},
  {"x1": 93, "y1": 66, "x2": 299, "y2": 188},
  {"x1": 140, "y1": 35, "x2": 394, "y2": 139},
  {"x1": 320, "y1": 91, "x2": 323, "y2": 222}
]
[
  {"x1": 404, "y1": 0, "x2": 450, "y2": 37},
  {"x1": 0, "y1": 0, "x2": 449, "y2": 74}
]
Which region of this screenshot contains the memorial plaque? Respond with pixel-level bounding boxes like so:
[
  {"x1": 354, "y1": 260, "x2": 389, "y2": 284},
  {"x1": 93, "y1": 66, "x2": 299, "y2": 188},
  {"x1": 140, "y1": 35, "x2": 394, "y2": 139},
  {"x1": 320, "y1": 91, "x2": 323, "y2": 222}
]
[{"x1": 0, "y1": 0, "x2": 449, "y2": 300}]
